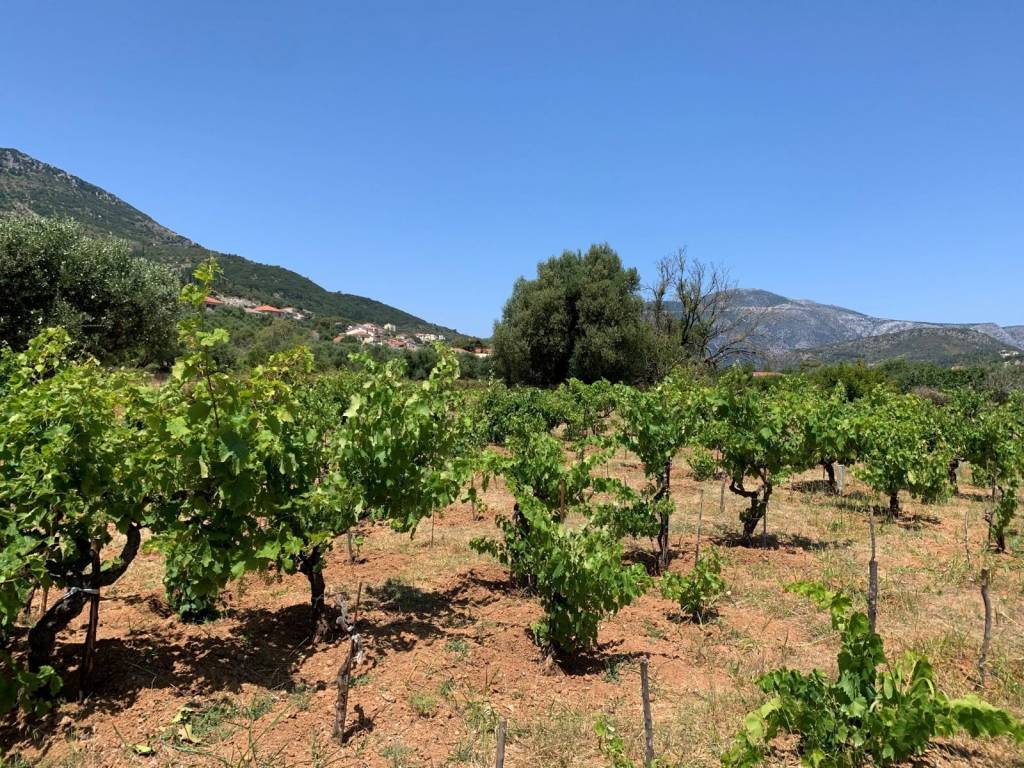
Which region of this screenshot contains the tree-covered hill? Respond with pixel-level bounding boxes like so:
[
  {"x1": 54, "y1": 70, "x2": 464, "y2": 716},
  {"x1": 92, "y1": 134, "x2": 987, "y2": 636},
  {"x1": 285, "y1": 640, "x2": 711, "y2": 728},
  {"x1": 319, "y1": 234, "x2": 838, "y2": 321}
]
[{"x1": 0, "y1": 148, "x2": 459, "y2": 335}]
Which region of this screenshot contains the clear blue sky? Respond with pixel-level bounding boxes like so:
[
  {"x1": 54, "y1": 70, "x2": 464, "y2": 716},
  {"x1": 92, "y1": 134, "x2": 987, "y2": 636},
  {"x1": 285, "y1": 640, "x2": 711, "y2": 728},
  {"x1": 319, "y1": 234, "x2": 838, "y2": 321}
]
[{"x1": 5, "y1": 1, "x2": 1022, "y2": 336}]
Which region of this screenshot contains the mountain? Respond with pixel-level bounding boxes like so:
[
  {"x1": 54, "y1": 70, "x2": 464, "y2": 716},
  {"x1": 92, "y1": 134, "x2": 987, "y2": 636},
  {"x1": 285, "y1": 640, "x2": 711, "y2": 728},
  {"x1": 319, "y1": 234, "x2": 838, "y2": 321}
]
[
  {"x1": 717, "y1": 288, "x2": 1023, "y2": 365},
  {"x1": 0, "y1": 148, "x2": 460, "y2": 335},
  {"x1": 774, "y1": 327, "x2": 1024, "y2": 368}
]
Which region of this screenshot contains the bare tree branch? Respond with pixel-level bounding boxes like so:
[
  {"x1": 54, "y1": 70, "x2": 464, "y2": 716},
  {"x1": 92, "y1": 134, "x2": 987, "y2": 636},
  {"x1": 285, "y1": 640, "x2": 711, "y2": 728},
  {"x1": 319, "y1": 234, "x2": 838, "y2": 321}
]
[{"x1": 646, "y1": 248, "x2": 762, "y2": 368}]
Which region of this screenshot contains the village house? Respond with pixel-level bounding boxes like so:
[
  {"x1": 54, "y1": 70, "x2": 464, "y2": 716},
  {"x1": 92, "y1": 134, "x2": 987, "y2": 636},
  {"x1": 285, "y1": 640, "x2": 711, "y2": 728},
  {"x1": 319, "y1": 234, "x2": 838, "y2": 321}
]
[{"x1": 247, "y1": 304, "x2": 285, "y2": 317}]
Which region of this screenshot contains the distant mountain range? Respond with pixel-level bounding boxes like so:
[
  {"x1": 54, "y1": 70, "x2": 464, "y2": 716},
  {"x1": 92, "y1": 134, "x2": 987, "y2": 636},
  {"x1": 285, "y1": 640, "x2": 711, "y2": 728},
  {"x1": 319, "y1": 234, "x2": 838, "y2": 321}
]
[
  {"x1": 0, "y1": 148, "x2": 461, "y2": 337},
  {"x1": 724, "y1": 289, "x2": 1024, "y2": 367}
]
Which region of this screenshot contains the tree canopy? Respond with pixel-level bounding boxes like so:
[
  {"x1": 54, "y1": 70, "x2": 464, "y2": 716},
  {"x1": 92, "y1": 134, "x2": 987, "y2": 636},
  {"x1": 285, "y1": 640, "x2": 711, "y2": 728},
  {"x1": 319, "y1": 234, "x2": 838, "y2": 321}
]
[
  {"x1": 491, "y1": 244, "x2": 652, "y2": 385},
  {"x1": 0, "y1": 216, "x2": 180, "y2": 365}
]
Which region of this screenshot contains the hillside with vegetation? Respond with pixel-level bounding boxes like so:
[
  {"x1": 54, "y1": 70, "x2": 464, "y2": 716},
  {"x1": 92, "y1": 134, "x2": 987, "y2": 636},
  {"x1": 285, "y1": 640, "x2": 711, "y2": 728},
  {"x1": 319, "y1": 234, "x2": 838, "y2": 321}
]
[
  {"x1": 775, "y1": 326, "x2": 1024, "y2": 368},
  {"x1": 0, "y1": 148, "x2": 460, "y2": 335}
]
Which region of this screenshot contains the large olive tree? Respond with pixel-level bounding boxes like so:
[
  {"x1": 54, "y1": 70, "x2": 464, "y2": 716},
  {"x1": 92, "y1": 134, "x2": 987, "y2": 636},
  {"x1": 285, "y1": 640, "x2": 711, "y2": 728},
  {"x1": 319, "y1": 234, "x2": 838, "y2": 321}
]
[
  {"x1": 492, "y1": 244, "x2": 653, "y2": 385},
  {"x1": 0, "y1": 216, "x2": 180, "y2": 365}
]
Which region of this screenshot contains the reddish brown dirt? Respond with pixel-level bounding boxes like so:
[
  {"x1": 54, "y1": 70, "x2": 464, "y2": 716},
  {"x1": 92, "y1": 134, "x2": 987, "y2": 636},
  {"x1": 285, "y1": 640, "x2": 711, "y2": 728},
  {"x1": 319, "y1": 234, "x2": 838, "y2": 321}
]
[{"x1": 3, "y1": 458, "x2": 1023, "y2": 767}]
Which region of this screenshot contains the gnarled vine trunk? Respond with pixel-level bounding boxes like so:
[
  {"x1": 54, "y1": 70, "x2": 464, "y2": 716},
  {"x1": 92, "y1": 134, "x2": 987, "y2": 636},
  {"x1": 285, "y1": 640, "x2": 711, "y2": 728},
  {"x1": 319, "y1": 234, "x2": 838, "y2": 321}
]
[
  {"x1": 888, "y1": 491, "x2": 901, "y2": 519},
  {"x1": 511, "y1": 502, "x2": 535, "y2": 590},
  {"x1": 298, "y1": 546, "x2": 333, "y2": 643},
  {"x1": 948, "y1": 458, "x2": 960, "y2": 494},
  {"x1": 655, "y1": 459, "x2": 672, "y2": 573},
  {"x1": 29, "y1": 524, "x2": 141, "y2": 675},
  {"x1": 822, "y1": 461, "x2": 838, "y2": 495},
  {"x1": 731, "y1": 475, "x2": 772, "y2": 543}
]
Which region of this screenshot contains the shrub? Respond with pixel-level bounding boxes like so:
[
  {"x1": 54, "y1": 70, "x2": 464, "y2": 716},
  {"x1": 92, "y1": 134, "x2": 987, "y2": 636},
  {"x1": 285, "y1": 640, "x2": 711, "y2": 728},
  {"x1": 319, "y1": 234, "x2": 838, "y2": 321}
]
[
  {"x1": 721, "y1": 581, "x2": 1024, "y2": 767},
  {"x1": 660, "y1": 548, "x2": 727, "y2": 622}
]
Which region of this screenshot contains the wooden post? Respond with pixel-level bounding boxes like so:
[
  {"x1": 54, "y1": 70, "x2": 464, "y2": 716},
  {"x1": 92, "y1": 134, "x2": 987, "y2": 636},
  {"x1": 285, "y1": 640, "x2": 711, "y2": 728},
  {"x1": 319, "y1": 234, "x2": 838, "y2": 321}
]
[
  {"x1": 495, "y1": 718, "x2": 507, "y2": 768},
  {"x1": 977, "y1": 567, "x2": 992, "y2": 689},
  {"x1": 430, "y1": 512, "x2": 435, "y2": 547},
  {"x1": 867, "y1": 511, "x2": 878, "y2": 635},
  {"x1": 694, "y1": 487, "x2": 705, "y2": 566},
  {"x1": 346, "y1": 530, "x2": 355, "y2": 563},
  {"x1": 837, "y1": 464, "x2": 845, "y2": 496},
  {"x1": 333, "y1": 636, "x2": 357, "y2": 743},
  {"x1": 333, "y1": 584, "x2": 364, "y2": 745},
  {"x1": 640, "y1": 658, "x2": 654, "y2": 767},
  {"x1": 79, "y1": 542, "x2": 102, "y2": 698},
  {"x1": 719, "y1": 476, "x2": 725, "y2": 520},
  {"x1": 963, "y1": 507, "x2": 973, "y2": 571}
]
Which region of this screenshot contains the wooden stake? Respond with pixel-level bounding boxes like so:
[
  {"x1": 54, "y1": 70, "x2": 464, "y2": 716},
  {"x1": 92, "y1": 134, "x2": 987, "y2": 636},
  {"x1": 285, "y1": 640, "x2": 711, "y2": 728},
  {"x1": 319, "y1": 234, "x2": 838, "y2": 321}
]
[
  {"x1": 333, "y1": 636, "x2": 357, "y2": 743},
  {"x1": 334, "y1": 584, "x2": 364, "y2": 744},
  {"x1": 79, "y1": 542, "x2": 101, "y2": 698},
  {"x1": 346, "y1": 530, "x2": 355, "y2": 564},
  {"x1": 695, "y1": 487, "x2": 705, "y2": 566},
  {"x1": 495, "y1": 718, "x2": 507, "y2": 768},
  {"x1": 640, "y1": 658, "x2": 654, "y2": 767},
  {"x1": 977, "y1": 567, "x2": 992, "y2": 689},
  {"x1": 719, "y1": 476, "x2": 725, "y2": 519},
  {"x1": 867, "y1": 511, "x2": 878, "y2": 635},
  {"x1": 430, "y1": 512, "x2": 435, "y2": 547},
  {"x1": 963, "y1": 506, "x2": 973, "y2": 571}
]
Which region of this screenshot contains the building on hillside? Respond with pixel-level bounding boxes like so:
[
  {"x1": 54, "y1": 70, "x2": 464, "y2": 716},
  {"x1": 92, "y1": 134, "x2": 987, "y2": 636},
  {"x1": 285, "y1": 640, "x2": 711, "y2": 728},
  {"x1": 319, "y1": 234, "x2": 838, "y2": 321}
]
[
  {"x1": 415, "y1": 332, "x2": 444, "y2": 343},
  {"x1": 203, "y1": 295, "x2": 224, "y2": 309},
  {"x1": 383, "y1": 323, "x2": 397, "y2": 334},
  {"x1": 248, "y1": 304, "x2": 285, "y2": 317}
]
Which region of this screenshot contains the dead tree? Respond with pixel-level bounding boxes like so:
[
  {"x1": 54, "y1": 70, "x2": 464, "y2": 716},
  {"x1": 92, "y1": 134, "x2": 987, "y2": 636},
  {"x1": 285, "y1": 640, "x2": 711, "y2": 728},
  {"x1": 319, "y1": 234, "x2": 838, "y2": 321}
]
[{"x1": 647, "y1": 248, "x2": 763, "y2": 370}]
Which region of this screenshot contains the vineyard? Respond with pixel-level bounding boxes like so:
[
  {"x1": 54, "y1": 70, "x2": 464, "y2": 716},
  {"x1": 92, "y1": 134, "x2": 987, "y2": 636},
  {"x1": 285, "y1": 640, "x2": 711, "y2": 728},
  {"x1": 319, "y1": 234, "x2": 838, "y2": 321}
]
[{"x1": 2, "y1": 262, "x2": 1024, "y2": 767}]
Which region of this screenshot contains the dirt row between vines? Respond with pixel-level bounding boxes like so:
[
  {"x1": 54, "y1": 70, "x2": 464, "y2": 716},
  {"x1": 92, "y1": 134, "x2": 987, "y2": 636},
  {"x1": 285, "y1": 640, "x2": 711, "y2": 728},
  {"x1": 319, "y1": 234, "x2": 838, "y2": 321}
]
[{"x1": 3, "y1": 453, "x2": 1023, "y2": 767}]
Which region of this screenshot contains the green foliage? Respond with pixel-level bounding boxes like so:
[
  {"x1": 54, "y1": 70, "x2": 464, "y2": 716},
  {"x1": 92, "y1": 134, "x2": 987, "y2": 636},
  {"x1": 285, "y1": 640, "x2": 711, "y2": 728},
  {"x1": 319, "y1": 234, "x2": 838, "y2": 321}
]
[
  {"x1": 492, "y1": 244, "x2": 654, "y2": 385},
  {"x1": 706, "y1": 371, "x2": 813, "y2": 537},
  {"x1": 333, "y1": 345, "x2": 474, "y2": 534},
  {"x1": 959, "y1": 392, "x2": 1024, "y2": 549},
  {"x1": 138, "y1": 260, "x2": 319, "y2": 618},
  {"x1": 555, "y1": 378, "x2": 616, "y2": 443},
  {"x1": 499, "y1": 432, "x2": 611, "y2": 516},
  {"x1": 613, "y1": 371, "x2": 707, "y2": 563},
  {"x1": 803, "y1": 385, "x2": 861, "y2": 488},
  {"x1": 473, "y1": 497, "x2": 651, "y2": 656},
  {"x1": 0, "y1": 216, "x2": 180, "y2": 365},
  {"x1": 853, "y1": 389, "x2": 953, "y2": 515},
  {"x1": 722, "y1": 582, "x2": 1024, "y2": 767},
  {"x1": 660, "y1": 548, "x2": 727, "y2": 621},
  {"x1": 615, "y1": 371, "x2": 702, "y2": 481},
  {"x1": 804, "y1": 363, "x2": 890, "y2": 401},
  {"x1": 687, "y1": 446, "x2": 719, "y2": 481},
  {"x1": 474, "y1": 381, "x2": 565, "y2": 445},
  {"x1": 0, "y1": 328, "x2": 141, "y2": 709}
]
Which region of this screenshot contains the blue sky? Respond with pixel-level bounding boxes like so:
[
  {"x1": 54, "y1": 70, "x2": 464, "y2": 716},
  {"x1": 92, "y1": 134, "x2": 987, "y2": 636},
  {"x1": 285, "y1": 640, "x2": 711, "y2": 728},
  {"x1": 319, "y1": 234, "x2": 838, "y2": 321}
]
[{"x1": 4, "y1": 2, "x2": 1022, "y2": 336}]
